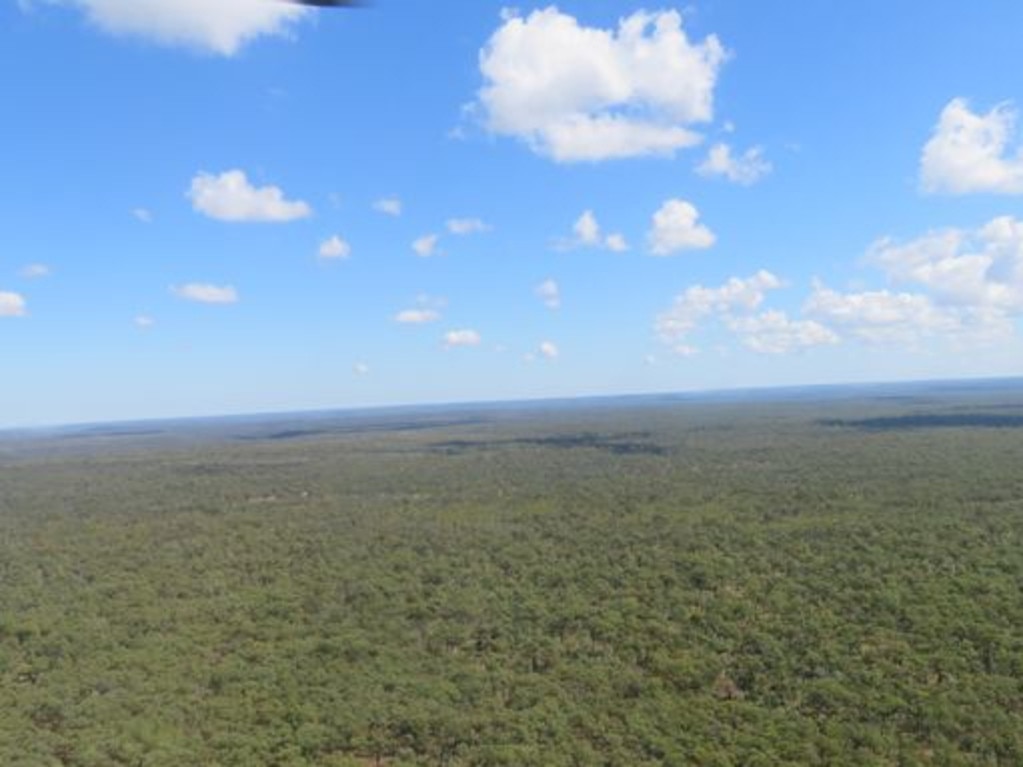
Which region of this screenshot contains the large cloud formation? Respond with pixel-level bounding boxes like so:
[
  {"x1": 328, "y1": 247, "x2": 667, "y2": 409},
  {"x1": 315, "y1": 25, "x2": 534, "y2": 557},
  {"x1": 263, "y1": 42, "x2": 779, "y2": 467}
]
[
  {"x1": 655, "y1": 271, "x2": 838, "y2": 356},
  {"x1": 477, "y1": 7, "x2": 725, "y2": 162},
  {"x1": 806, "y1": 215, "x2": 1023, "y2": 345}
]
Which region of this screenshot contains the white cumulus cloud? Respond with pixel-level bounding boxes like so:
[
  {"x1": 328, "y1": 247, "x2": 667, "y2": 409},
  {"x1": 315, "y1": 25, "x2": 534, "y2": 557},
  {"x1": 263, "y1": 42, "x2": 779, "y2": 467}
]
[
  {"x1": 648, "y1": 198, "x2": 715, "y2": 254},
  {"x1": 868, "y1": 216, "x2": 1023, "y2": 312},
  {"x1": 565, "y1": 210, "x2": 628, "y2": 251},
  {"x1": 318, "y1": 235, "x2": 351, "y2": 260},
  {"x1": 58, "y1": 0, "x2": 306, "y2": 56},
  {"x1": 655, "y1": 270, "x2": 782, "y2": 354},
  {"x1": 697, "y1": 143, "x2": 771, "y2": 185},
  {"x1": 171, "y1": 283, "x2": 238, "y2": 304},
  {"x1": 0, "y1": 291, "x2": 27, "y2": 317},
  {"x1": 921, "y1": 98, "x2": 1023, "y2": 195},
  {"x1": 535, "y1": 278, "x2": 561, "y2": 309},
  {"x1": 31, "y1": 0, "x2": 310, "y2": 56},
  {"x1": 444, "y1": 329, "x2": 481, "y2": 348},
  {"x1": 799, "y1": 214, "x2": 1023, "y2": 346},
  {"x1": 726, "y1": 310, "x2": 838, "y2": 354},
  {"x1": 803, "y1": 284, "x2": 1007, "y2": 345},
  {"x1": 476, "y1": 7, "x2": 725, "y2": 162},
  {"x1": 188, "y1": 170, "x2": 311, "y2": 222}
]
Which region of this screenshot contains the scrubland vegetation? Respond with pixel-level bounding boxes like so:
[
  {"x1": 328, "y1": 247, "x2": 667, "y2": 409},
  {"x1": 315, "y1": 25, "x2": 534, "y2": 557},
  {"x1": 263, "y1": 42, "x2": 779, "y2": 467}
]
[{"x1": 1, "y1": 382, "x2": 1022, "y2": 765}]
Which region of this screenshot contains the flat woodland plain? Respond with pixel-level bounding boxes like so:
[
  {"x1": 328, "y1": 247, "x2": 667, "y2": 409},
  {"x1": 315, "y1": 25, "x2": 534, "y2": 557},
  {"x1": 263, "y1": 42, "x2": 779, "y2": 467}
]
[{"x1": 1, "y1": 380, "x2": 1022, "y2": 765}]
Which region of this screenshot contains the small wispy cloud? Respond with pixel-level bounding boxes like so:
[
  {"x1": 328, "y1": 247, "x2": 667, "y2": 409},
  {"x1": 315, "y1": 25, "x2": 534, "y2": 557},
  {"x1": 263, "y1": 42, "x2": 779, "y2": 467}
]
[
  {"x1": 353, "y1": 362, "x2": 370, "y2": 376},
  {"x1": 396, "y1": 294, "x2": 446, "y2": 323},
  {"x1": 134, "y1": 315, "x2": 155, "y2": 329},
  {"x1": 412, "y1": 234, "x2": 440, "y2": 257},
  {"x1": 604, "y1": 233, "x2": 628, "y2": 252},
  {"x1": 539, "y1": 340, "x2": 559, "y2": 359},
  {"x1": 20, "y1": 263, "x2": 51, "y2": 279},
  {"x1": 443, "y1": 329, "x2": 481, "y2": 348},
  {"x1": 374, "y1": 197, "x2": 403, "y2": 216},
  {"x1": 318, "y1": 235, "x2": 351, "y2": 260},
  {"x1": 132, "y1": 207, "x2": 154, "y2": 223},
  {"x1": 574, "y1": 210, "x2": 601, "y2": 245},
  {"x1": 395, "y1": 308, "x2": 441, "y2": 324},
  {"x1": 171, "y1": 283, "x2": 238, "y2": 304},
  {"x1": 446, "y1": 217, "x2": 490, "y2": 235},
  {"x1": 535, "y1": 278, "x2": 561, "y2": 309},
  {"x1": 560, "y1": 210, "x2": 628, "y2": 251},
  {"x1": 697, "y1": 143, "x2": 772, "y2": 185},
  {"x1": 0, "y1": 291, "x2": 27, "y2": 317}
]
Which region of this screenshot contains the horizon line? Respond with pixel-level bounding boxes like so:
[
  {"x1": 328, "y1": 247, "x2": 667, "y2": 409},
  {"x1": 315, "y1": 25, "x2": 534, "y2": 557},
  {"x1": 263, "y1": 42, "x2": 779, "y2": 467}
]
[{"x1": 3, "y1": 373, "x2": 1021, "y2": 436}]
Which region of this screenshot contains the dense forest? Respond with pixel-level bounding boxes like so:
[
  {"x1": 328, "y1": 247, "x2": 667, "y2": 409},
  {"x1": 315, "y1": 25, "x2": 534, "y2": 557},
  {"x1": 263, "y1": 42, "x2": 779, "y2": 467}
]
[{"x1": 1, "y1": 381, "x2": 1022, "y2": 765}]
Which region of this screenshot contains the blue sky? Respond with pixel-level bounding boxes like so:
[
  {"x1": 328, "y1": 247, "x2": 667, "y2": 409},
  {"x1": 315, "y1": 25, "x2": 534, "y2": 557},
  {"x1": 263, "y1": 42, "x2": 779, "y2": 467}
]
[{"x1": 3, "y1": 1, "x2": 1023, "y2": 427}]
